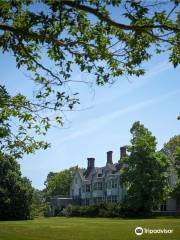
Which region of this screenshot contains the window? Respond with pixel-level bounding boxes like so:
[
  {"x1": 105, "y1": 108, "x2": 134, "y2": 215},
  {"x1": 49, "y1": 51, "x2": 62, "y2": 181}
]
[
  {"x1": 93, "y1": 182, "x2": 102, "y2": 190},
  {"x1": 86, "y1": 184, "x2": 91, "y2": 192},
  {"x1": 106, "y1": 196, "x2": 117, "y2": 203},
  {"x1": 107, "y1": 181, "x2": 111, "y2": 189},
  {"x1": 82, "y1": 185, "x2": 85, "y2": 192},
  {"x1": 75, "y1": 178, "x2": 77, "y2": 184},
  {"x1": 98, "y1": 182, "x2": 102, "y2": 190},
  {"x1": 94, "y1": 197, "x2": 103, "y2": 204},
  {"x1": 160, "y1": 202, "x2": 167, "y2": 211},
  {"x1": 112, "y1": 179, "x2": 117, "y2": 188},
  {"x1": 93, "y1": 182, "x2": 97, "y2": 190},
  {"x1": 85, "y1": 198, "x2": 90, "y2": 205},
  {"x1": 112, "y1": 195, "x2": 117, "y2": 203}
]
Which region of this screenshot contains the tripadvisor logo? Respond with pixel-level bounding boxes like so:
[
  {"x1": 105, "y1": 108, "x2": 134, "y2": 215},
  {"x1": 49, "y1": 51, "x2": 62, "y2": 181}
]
[
  {"x1": 135, "y1": 227, "x2": 143, "y2": 236},
  {"x1": 134, "y1": 226, "x2": 173, "y2": 236}
]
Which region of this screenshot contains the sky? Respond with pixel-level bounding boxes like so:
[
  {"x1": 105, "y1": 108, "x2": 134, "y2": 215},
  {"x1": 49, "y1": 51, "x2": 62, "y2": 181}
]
[
  {"x1": 0, "y1": 3, "x2": 180, "y2": 190},
  {"x1": 1, "y1": 50, "x2": 179, "y2": 190}
]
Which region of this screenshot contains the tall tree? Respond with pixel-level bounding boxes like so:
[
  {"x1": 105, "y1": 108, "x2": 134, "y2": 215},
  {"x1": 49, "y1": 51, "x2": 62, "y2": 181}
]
[
  {"x1": 0, "y1": 152, "x2": 34, "y2": 220},
  {"x1": 164, "y1": 135, "x2": 180, "y2": 203},
  {"x1": 0, "y1": 0, "x2": 179, "y2": 157},
  {"x1": 120, "y1": 121, "x2": 170, "y2": 215},
  {"x1": 44, "y1": 167, "x2": 78, "y2": 198}
]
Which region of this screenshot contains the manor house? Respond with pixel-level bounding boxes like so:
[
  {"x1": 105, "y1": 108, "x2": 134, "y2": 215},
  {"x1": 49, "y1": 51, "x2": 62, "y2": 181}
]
[
  {"x1": 50, "y1": 146, "x2": 179, "y2": 216},
  {"x1": 70, "y1": 147, "x2": 179, "y2": 212},
  {"x1": 70, "y1": 147, "x2": 126, "y2": 205}
]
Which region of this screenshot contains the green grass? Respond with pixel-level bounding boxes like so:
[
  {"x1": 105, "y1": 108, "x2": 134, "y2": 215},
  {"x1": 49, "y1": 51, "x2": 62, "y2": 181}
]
[{"x1": 0, "y1": 217, "x2": 179, "y2": 240}]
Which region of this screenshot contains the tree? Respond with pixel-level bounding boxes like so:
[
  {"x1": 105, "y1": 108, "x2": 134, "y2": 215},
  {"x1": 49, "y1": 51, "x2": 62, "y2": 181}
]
[
  {"x1": 0, "y1": 0, "x2": 179, "y2": 157},
  {"x1": 164, "y1": 135, "x2": 180, "y2": 201},
  {"x1": 0, "y1": 152, "x2": 34, "y2": 220},
  {"x1": 164, "y1": 135, "x2": 180, "y2": 157},
  {"x1": 120, "y1": 121, "x2": 170, "y2": 215},
  {"x1": 44, "y1": 166, "x2": 78, "y2": 198},
  {"x1": 0, "y1": 85, "x2": 49, "y2": 159}
]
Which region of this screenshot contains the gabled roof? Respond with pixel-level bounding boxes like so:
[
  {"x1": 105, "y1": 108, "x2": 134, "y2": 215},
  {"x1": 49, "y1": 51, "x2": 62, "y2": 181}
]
[{"x1": 76, "y1": 162, "x2": 122, "y2": 181}]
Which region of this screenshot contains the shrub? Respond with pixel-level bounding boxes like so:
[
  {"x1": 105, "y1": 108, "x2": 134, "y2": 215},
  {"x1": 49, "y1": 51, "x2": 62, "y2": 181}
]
[
  {"x1": 60, "y1": 203, "x2": 124, "y2": 218},
  {"x1": 43, "y1": 203, "x2": 52, "y2": 217}
]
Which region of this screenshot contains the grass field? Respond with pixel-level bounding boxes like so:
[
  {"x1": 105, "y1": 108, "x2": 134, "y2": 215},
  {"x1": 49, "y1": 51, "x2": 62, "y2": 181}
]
[{"x1": 0, "y1": 217, "x2": 179, "y2": 240}]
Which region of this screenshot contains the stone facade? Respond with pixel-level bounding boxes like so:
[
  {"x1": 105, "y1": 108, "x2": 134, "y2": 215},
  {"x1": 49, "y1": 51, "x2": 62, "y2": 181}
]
[
  {"x1": 70, "y1": 147, "x2": 126, "y2": 205},
  {"x1": 70, "y1": 147, "x2": 180, "y2": 212}
]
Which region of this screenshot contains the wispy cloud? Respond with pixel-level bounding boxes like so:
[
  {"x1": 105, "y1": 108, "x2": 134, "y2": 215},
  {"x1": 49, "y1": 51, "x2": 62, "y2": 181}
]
[
  {"x1": 146, "y1": 61, "x2": 172, "y2": 78},
  {"x1": 60, "y1": 89, "x2": 179, "y2": 143},
  {"x1": 93, "y1": 61, "x2": 172, "y2": 107}
]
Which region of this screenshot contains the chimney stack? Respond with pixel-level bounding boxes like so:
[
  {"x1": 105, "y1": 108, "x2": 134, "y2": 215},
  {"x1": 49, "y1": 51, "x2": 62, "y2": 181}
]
[
  {"x1": 107, "y1": 151, "x2": 113, "y2": 164},
  {"x1": 120, "y1": 146, "x2": 126, "y2": 159},
  {"x1": 87, "y1": 158, "x2": 95, "y2": 168}
]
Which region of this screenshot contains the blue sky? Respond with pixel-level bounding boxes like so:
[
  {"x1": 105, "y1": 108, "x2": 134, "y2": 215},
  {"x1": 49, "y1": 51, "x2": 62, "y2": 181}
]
[{"x1": 1, "y1": 46, "x2": 180, "y2": 190}]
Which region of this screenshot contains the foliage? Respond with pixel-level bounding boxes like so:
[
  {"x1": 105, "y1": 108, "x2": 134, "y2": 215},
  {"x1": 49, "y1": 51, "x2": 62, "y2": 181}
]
[
  {"x1": 43, "y1": 203, "x2": 52, "y2": 217},
  {"x1": 32, "y1": 189, "x2": 47, "y2": 217},
  {"x1": 120, "y1": 121, "x2": 170, "y2": 215},
  {"x1": 164, "y1": 135, "x2": 180, "y2": 157},
  {"x1": 164, "y1": 135, "x2": 180, "y2": 198},
  {"x1": 32, "y1": 203, "x2": 47, "y2": 218},
  {"x1": 0, "y1": 1, "x2": 179, "y2": 158},
  {"x1": 0, "y1": 85, "x2": 50, "y2": 158},
  {"x1": 0, "y1": 152, "x2": 34, "y2": 220},
  {"x1": 33, "y1": 189, "x2": 45, "y2": 206},
  {"x1": 44, "y1": 166, "x2": 78, "y2": 198},
  {"x1": 59, "y1": 203, "x2": 123, "y2": 217}
]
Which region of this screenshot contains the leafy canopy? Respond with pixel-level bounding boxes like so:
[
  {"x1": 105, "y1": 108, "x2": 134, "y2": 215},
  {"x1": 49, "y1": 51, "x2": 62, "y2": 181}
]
[
  {"x1": 44, "y1": 166, "x2": 78, "y2": 198},
  {"x1": 0, "y1": 152, "x2": 34, "y2": 220},
  {"x1": 164, "y1": 135, "x2": 180, "y2": 197},
  {"x1": 120, "y1": 121, "x2": 170, "y2": 214},
  {"x1": 0, "y1": 85, "x2": 49, "y2": 158},
  {"x1": 0, "y1": 0, "x2": 179, "y2": 157}
]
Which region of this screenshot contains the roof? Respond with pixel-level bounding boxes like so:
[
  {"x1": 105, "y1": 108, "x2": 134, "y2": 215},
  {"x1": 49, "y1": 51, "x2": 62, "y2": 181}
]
[{"x1": 76, "y1": 162, "x2": 122, "y2": 181}]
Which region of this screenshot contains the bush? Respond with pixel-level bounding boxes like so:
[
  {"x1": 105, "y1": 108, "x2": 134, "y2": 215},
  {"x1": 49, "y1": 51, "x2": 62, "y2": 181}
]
[
  {"x1": 60, "y1": 203, "x2": 124, "y2": 218},
  {"x1": 60, "y1": 204, "x2": 73, "y2": 217},
  {"x1": 32, "y1": 203, "x2": 50, "y2": 218},
  {"x1": 43, "y1": 203, "x2": 52, "y2": 217}
]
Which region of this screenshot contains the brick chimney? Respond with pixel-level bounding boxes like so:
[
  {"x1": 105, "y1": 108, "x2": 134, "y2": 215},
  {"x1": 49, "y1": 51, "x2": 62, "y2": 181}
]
[
  {"x1": 87, "y1": 158, "x2": 95, "y2": 168},
  {"x1": 107, "y1": 151, "x2": 113, "y2": 164},
  {"x1": 120, "y1": 146, "x2": 126, "y2": 159}
]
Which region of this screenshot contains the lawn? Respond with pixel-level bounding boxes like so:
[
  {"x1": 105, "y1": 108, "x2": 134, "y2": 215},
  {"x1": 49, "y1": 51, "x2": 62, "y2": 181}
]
[{"x1": 0, "y1": 217, "x2": 179, "y2": 240}]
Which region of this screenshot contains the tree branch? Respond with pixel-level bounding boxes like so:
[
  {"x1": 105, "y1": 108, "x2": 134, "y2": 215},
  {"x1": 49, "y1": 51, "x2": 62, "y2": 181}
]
[
  {"x1": 61, "y1": 0, "x2": 180, "y2": 33},
  {"x1": 0, "y1": 22, "x2": 97, "y2": 48}
]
